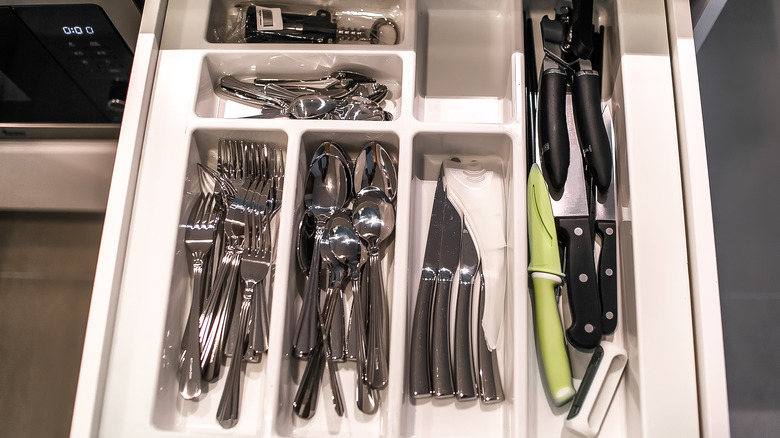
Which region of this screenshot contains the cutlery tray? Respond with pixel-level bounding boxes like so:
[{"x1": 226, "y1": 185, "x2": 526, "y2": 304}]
[{"x1": 84, "y1": 0, "x2": 704, "y2": 437}]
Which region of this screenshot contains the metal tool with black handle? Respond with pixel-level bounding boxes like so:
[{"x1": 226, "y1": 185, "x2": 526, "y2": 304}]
[
  {"x1": 537, "y1": 0, "x2": 613, "y2": 350},
  {"x1": 539, "y1": 0, "x2": 612, "y2": 192}
]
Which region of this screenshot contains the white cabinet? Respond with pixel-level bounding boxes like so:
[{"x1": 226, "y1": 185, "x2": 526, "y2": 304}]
[{"x1": 71, "y1": 0, "x2": 729, "y2": 436}]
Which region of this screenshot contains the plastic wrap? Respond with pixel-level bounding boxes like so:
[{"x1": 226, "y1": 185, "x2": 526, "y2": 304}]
[{"x1": 211, "y1": 2, "x2": 401, "y2": 44}]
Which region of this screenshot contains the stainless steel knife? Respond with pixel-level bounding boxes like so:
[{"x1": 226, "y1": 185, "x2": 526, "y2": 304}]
[
  {"x1": 453, "y1": 225, "x2": 479, "y2": 400},
  {"x1": 549, "y1": 93, "x2": 602, "y2": 350},
  {"x1": 430, "y1": 195, "x2": 462, "y2": 398},
  {"x1": 409, "y1": 165, "x2": 448, "y2": 398}
]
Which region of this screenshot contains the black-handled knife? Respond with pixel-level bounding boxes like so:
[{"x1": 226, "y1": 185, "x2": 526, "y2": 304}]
[
  {"x1": 550, "y1": 93, "x2": 603, "y2": 351},
  {"x1": 595, "y1": 106, "x2": 618, "y2": 335}
]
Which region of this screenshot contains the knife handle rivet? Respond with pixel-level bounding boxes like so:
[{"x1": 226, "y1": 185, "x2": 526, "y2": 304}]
[
  {"x1": 606, "y1": 227, "x2": 614, "y2": 236},
  {"x1": 579, "y1": 274, "x2": 588, "y2": 282},
  {"x1": 574, "y1": 227, "x2": 584, "y2": 236},
  {"x1": 585, "y1": 324, "x2": 595, "y2": 333},
  {"x1": 605, "y1": 311, "x2": 614, "y2": 320},
  {"x1": 605, "y1": 268, "x2": 613, "y2": 276}
]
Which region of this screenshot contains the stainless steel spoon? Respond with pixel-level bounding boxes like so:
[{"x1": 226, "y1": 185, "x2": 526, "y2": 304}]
[
  {"x1": 321, "y1": 214, "x2": 349, "y2": 362},
  {"x1": 312, "y1": 141, "x2": 353, "y2": 198},
  {"x1": 354, "y1": 141, "x2": 398, "y2": 202},
  {"x1": 287, "y1": 94, "x2": 339, "y2": 119},
  {"x1": 352, "y1": 189, "x2": 395, "y2": 389},
  {"x1": 328, "y1": 212, "x2": 378, "y2": 414},
  {"x1": 293, "y1": 154, "x2": 349, "y2": 359}
]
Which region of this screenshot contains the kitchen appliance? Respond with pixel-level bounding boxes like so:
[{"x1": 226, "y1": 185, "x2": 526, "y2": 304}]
[{"x1": 0, "y1": 0, "x2": 142, "y2": 139}]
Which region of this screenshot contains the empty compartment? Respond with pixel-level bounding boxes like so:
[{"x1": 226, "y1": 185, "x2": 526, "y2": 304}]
[
  {"x1": 399, "y1": 132, "x2": 522, "y2": 437},
  {"x1": 151, "y1": 128, "x2": 288, "y2": 434},
  {"x1": 273, "y1": 130, "x2": 401, "y2": 437},
  {"x1": 206, "y1": 0, "x2": 406, "y2": 44},
  {"x1": 414, "y1": 0, "x2": 517, "y2": 123},
  {"x1": 195, "y1": 52, "x2": 404, "y2": 120}
]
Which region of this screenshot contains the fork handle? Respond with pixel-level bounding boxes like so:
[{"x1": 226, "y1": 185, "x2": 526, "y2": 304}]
[
  {"x1": 180, "y1": 260, "x2": 206, "y2": 400},
  {"x1": 245, "y1": 280, "x2": 269, "y2": 361},
  {"x1": 217, "y1": 293, "x2": 251, "y2": 428}
]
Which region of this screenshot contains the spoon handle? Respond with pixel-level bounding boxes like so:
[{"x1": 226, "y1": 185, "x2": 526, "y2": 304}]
[
  {"x1": 352, "y1": 275, "x2": 379, "y2": 413},
  {"x1": 366, "y1": 251, "x2": 389, "y2": 389},
  {"x1": 328, "y1": 288, "x2": 346, "y2": 361},
  {"x1": 346, "y1": 265, "x2": 369, "y2": 361},
  {"x1": 293, "y1": 226, "x2": 324, "y2": 358}
]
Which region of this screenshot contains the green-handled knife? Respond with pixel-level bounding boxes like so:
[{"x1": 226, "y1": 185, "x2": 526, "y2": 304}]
[{"x1": 527, "y1": 163, "x2": 575, "y2": 406}]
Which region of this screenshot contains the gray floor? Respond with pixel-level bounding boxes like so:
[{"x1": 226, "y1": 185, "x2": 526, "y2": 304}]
[
  {"x1": 0, "y1": 212, "x2": 104, "y2": 438},
  {"x1": 696, "y1": 0, "x2": 780, "y2": 436}
]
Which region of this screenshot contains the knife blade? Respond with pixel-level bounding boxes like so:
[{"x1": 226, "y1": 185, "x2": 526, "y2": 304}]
[
  {"x1": 409, "y1": 165, "x2": 448, "y2": 398},
  {"x1": 454, "y1": 224, "x2": 479, "y2": 400},
  {"x1": 595, "y1": 105, "x2": 617, "y2": 334},
  {"x1": 430, "y1": 196, "x2": 462, "y2": 398},
  {"x1": 548, "y1": 93, "x2": 602, "y2": 351},
  {"x1": 528, "y1": 163, "x2": 575, "y2": 406}
]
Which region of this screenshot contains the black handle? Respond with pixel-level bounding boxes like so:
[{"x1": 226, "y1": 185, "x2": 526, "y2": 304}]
[
  {"x1": 245, "y1": 8, "x2": 337, "y2": 43},
  {"x1": 571, "y1": 0, "x2": 595, "y2": 60},
  {"x1": 573, "y1": 71, "x2": 612, "y2": 191},
  {"x1": 558, "y1": 216, "x2": 602, "y2": 350},
  {"x1": 539, "y1": 67, "x2": 570, "y2": 191},
  {"x1": 597, "y1": 220, "x2": 618, "y2": 334}
]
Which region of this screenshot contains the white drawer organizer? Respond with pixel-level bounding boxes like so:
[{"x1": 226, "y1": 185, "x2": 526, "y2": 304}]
[{"x1": 70, "y1": 0, "x2": 729, "y2": 437}]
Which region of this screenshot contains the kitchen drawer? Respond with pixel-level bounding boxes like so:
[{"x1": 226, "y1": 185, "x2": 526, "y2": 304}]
[{"x1": 70, "y1": 0, "x2": 729, "y2": 437}]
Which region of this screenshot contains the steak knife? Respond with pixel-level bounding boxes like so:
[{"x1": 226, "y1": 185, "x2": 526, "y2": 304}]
[
  {"x1": 453, "y1": 225, "x2": 479, "y2": 400},
  {"x1": 409, "y1": 165, "x2": 448, "y2": 398},
  {"x1": 430, "y1": 197, "x2": 462, "y2": 398}
]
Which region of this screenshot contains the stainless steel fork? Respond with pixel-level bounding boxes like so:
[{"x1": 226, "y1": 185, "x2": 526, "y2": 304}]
[
  {"x1": 200, "y1": 140, "x2": 248, "y2": 381},
  {"x1": 244, "y1": 180, "x2": 273, "y2": 361},
  {"x1": 179, "y1": 193, "x2": 218, "y2": 400},
  {"x1": 215, "y1": 197, "x2": 269, "y2": 428}
]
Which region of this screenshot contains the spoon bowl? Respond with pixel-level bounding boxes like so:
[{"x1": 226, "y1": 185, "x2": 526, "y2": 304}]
[
  {"x1": 304, "y1": 154, "x2": 350, "y2": 220},
  {"x1": 287, "y1": 94, "x2": 339, "y2": 119},
  {"x1": 354, "y1": 141, "x2": 398, "y2": 202},
  {"x1": 296, "y1": 209, "x2": 317, "y2": 276},
  {"x1": 352, "y1": 190, "x2": 395, "y2": 248}
]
